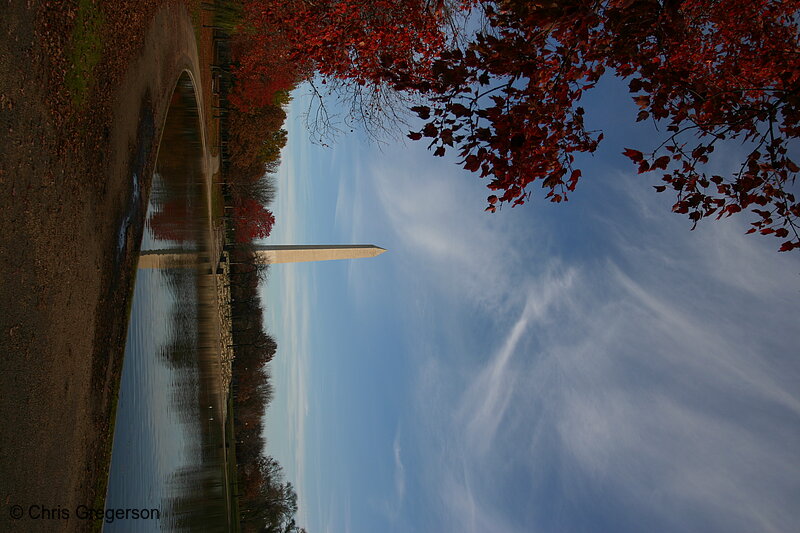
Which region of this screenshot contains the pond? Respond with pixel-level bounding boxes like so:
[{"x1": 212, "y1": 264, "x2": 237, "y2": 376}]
[{"x1": 104, "y1": 73, "x2": 232, "y2": 532}]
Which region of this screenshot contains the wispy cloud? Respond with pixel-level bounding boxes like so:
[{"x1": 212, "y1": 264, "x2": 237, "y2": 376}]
[
  {"x1": 381, "y1": 428, "x2": 407, "y2": 522},
  {"x1": 285, "y1": 87, "x2": 800, "y2": 532},
  {"x1": 370, "y1": 151, "x2": 534, "y2": 316},
  {"x1": 394, "y1": 433, "x2": 405, "y2": 505},
  {"x1": 457, "y1": 271, "x2": 577, "y2": 456},
  {"x1": 369, "y1": 152, "x2": 800, "y2": 532}
]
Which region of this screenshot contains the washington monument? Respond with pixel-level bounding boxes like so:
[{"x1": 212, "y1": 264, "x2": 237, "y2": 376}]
[{"x1": 137, "y1": 244, "x2": 386, "y2": 269}]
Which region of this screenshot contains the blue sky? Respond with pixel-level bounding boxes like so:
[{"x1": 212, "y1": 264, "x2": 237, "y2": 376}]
[{"x1": 261, "y1": 79, "x2": 800, "y2": 533}]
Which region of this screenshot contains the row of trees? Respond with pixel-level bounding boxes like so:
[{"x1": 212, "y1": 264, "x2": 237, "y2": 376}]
[
  {"x1": 215, "y1": 0, "x2": 312, "y2": 243},
  {"x1": 211, "y1": 4, "x2": 307, "y2": 531},
  {"x1": 232, "y1": 0, "x2": 799, "y2": 251},
  {"x1": 228, "y1": 246, "x2": 304, "y2": 533}
]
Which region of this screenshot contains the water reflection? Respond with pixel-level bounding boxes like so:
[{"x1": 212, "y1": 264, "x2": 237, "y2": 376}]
[{"x1": 105, "y1": 73, "x2": 231, "y2": 532}]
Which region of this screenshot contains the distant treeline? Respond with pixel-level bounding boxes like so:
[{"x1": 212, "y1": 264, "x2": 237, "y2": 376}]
[
  {"x1": 228, "y1": 246, "x2": 303, "y2": 533},
  {"x1": 211, "y1": 1, "x2": 308, "y2": 532},
  {"x1": 213, "y1": 0, "x2": 309, "y2": 244}
]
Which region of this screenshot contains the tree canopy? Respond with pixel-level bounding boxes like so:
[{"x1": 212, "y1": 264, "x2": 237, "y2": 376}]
[{"x1": 235, "y1": 0, "x2": 800, "y2": 251}]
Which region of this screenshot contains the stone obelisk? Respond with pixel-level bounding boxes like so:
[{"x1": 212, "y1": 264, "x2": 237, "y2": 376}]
[
  {"x1": 137, "y1": 244, "x2": 386, "y2": 269},
  {"x1": 250, "y1": 245, "x2": 386, "y2": 264}
]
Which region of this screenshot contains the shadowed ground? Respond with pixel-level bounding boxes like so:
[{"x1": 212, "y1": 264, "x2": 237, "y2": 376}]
[{"x1": 0, "y1": 3, "x2": 208, "y2": 531}]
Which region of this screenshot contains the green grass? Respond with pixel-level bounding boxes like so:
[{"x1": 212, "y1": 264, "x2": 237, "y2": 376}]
[
  {"x1": 225, "y1": 391, "x2": 242, "y2": 532},
  {"x1": 65, "y1": 0, "x2": 104, "y2": 108},
  {"x1": 89, "y1": 261, "x2": 139, "y2": 532}
]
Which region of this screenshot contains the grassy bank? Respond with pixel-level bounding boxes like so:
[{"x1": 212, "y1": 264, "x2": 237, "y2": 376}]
[{"x1": 225, "y1": 391, "x2": 242, "y2": 533}]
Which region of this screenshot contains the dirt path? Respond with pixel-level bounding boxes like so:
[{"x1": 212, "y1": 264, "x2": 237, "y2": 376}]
[{"x1": 0, "y1": 3, "x2": 210, "y2": 531}]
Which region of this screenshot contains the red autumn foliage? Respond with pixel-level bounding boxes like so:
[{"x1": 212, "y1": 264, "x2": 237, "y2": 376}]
[
  {"x1": 227, "y1": 103, "x2": 288, "y2": 177},
  {"x1": 229, "y1": 22, "x2": 306, "y2": 113},
  {"x1": 237, "y1": 0, "x2": 800, "y2": 251},
  {"x1": 411, "y1": 0, "x2": 800, "y2": 250},
  {"x1": 221, "y1": 4, "x2": 296, "y2": 244},
  {"x1": 232, "y1": 198, "x2": 276, "y2": 243},
  {"x1": 243, "y1": 0, "x2": 456, "y2": 87}
]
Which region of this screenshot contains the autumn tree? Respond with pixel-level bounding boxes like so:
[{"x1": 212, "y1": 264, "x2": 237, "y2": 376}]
[
  {"x1": 411, "y1": 0, "x2": 800, "y2": 251},
  {"x1": 237, "y1": 456, "x2": 302, "y2": 532},
  {"x1": 247, "y1": 0, "x2": 800, "y2": 251},
  {"x1": 229, "y1": 0, "x2": 310, "y2": 113},
  {"x1": 231, "y1": 198, "x2": 276, "y2": 242},
  {"x1": 226, "y1": 102, "x2": 288, "y2": 189},
  {"x1": 228, "y1": 104, "x2": 287, "y2": 160},
  {"x1": 240, "y1": 0, "x2": 469, "y2": 139},
  {"x1": 219, "y1": 1, "x2": 297, "y2": 218},
  {"x1": 246, "y1": 0, "x2": 454, "y2": 84}
]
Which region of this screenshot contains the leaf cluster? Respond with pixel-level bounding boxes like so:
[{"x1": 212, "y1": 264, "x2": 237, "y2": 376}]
[
  {"x1": 241, "y1": 0, "x2": 800, "y2": 251},
  {"x1": 428, "y1": 0, "x2": 800, "y2": 249}
]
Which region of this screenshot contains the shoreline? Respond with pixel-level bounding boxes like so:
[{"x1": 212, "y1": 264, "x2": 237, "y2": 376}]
[{"x1": 0, "y1": 3, "x2": 218, "y2": 531}]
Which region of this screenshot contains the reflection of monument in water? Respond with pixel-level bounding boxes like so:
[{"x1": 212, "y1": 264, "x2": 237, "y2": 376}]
[{"x1": 138, "y1": 244, "x2": 386, "y2": 269}]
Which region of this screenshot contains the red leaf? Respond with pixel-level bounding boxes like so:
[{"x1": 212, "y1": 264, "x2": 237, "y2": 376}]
[
  {"x1": 422, "y1": 123, "x2": 438, "y2": 137},
  {"x1": 623, "y1": 148, "x2": 644, "y2": 162},
  {"x1": 410, "y1": 105, "x2": 431, "y2": 119},
  {"x1": 652, "y1": 156, "x2": 670, "y2": 170},
  {"x1": 633, "y1": 95, "x2": 650, "y2": 108},
  {"x1": 464, "y1": 155, "x2": 480, "y2": 172}
]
